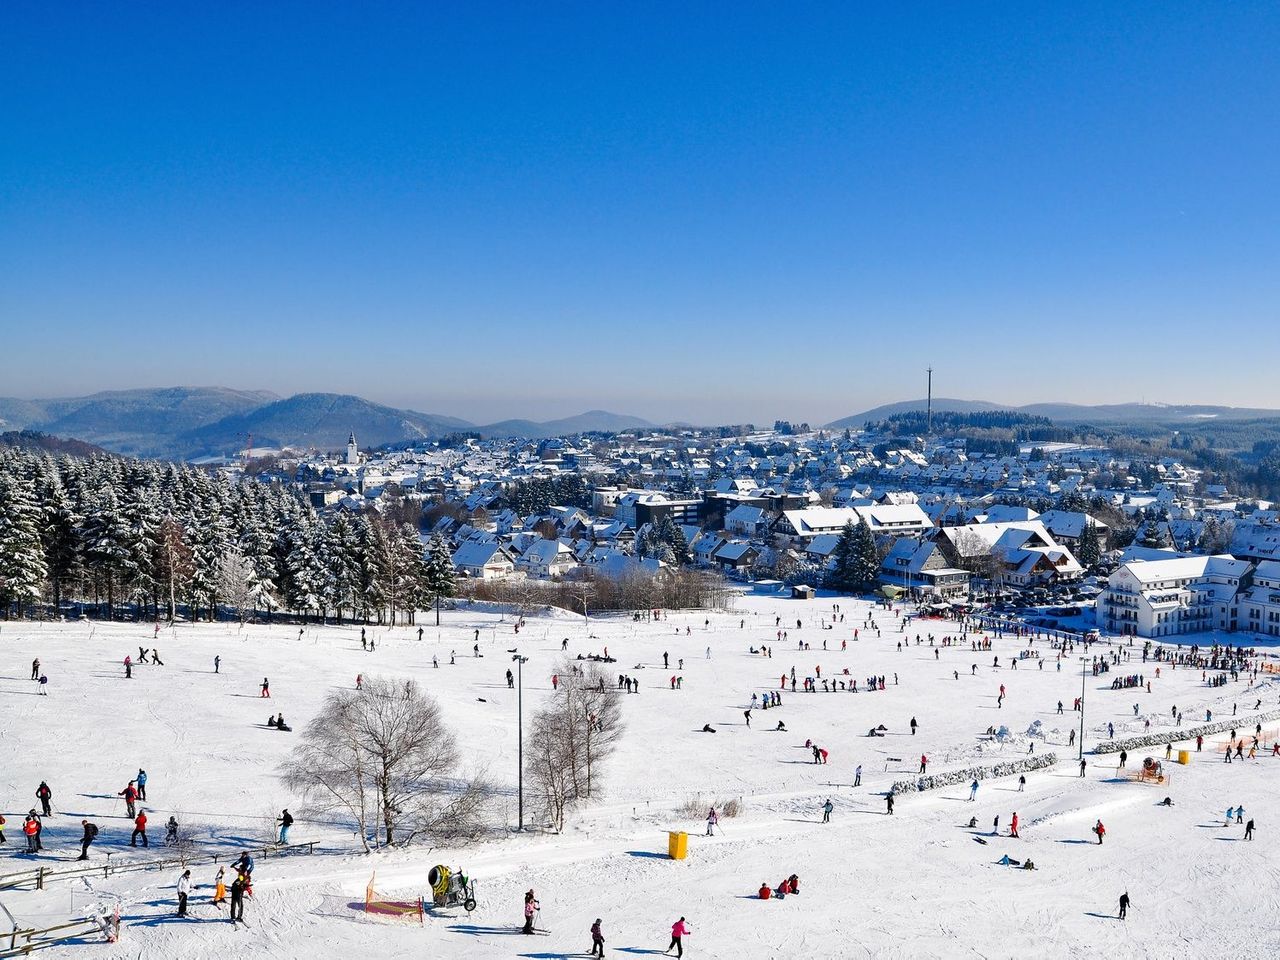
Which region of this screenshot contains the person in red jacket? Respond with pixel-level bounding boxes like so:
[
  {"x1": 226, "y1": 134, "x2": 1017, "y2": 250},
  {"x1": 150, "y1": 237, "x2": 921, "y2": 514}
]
[
  {"x1": 1094, "y1": 820, "x2": 1106, "y2": 844},
  {"x1": 758, "y1": 883, "x2": 771, "y2": 900},
  {"x1": 1010, "y1": 812, "x2": 1020, "y2": 838},
  {"x1": 131, "y1": 811, "x2": 149, "y2": 847},
  {"x1": 120, "y1": 782, "x2": 138, "y2": 818}
]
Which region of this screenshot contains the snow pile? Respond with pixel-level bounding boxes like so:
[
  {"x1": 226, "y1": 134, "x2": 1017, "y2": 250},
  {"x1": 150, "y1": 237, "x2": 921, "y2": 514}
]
[
  {"x1": 1092, "y1": 708, "x2": 1280, "y2": 754},
  {"x1": 890, "y1": 753, "x2": 1059, "y2": 795},
  {"x1": 1026, "y1": 719, "x2": 1045, "y2": 740}
]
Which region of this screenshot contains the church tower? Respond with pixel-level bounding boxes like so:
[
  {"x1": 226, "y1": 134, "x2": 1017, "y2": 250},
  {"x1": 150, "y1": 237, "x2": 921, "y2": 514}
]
[{"x1": 346, "y1": 431, "x2": 359, "y2": 465}]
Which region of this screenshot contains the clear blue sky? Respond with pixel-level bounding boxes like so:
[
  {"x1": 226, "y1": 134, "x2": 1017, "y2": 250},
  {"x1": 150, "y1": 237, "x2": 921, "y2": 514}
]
[{"x1": 2, "y1": 3, "x2": 1278, "y2": 425}]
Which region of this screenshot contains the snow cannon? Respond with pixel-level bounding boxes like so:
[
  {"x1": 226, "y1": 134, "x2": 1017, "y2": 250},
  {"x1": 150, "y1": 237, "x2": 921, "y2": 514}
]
[{"x1": 428, "y1": 864, "x2": 477, "y2": 911}]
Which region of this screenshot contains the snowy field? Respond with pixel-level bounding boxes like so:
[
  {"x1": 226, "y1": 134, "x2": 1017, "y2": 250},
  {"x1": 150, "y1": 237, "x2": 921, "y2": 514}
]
[{"x1": 4, "y1": 593, "x2": 1280, "y2": 960}]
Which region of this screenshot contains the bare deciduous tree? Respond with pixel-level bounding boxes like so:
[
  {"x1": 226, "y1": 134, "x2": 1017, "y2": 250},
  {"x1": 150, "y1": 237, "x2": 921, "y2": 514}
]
[
  {"x1": 524, "y1": 659, "x2": 624, "y2": 831},
  {"x1": 281, "y1": 677, "x2": 490, "y2": 850}
]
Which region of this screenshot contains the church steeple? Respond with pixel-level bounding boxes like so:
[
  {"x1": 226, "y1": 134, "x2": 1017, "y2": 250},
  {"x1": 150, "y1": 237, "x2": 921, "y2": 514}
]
[{"x1": 346, "y1": 431, "x2": 359, "y2": 465}]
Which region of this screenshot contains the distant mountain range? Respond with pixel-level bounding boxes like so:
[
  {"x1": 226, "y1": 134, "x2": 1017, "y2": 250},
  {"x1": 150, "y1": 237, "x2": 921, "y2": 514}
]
[
  {"x1": 827, "y1": 399, "x2": 1280, "y2": 430},
  {"x1": 0, "y1": 387, "x2": 654, "y2": 459}
]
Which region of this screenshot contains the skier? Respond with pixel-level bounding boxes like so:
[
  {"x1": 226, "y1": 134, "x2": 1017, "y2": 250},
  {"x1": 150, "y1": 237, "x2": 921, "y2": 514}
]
[
  {"x1": 1079, "y1": 759, "x2": 1087, "y2": 778},
  {"x1": 706, "y1": 807, "x2": 718, "y2": 836},
  {"x1": 77, "y1": 820, "x2": 98, "y2": 860},
  {"x1": 1094, "y1": 819, "x2": 1106, "y2": 845},
  {"x1": 260, "y1": 678, "x2": 270, "y2": 698},
  {"x1": 744, "y1": 709, "x2": 751, "y2": 727},
  {"x1": 124, "y1": 655, "x2": 132, "y2": 679},
  {"x1": 886, "y1": 794, "x2": 895, "y2": 815},
  {"x1": 854, "y1": 764, "x2": 862, "y2": 787},
  {"x1": 1245, "y1": 818, "x2": 1255, "y2": 840},
  {"x1": 666, "y1": 917, "x2": 691, "y2": 957},
  {"x1": 229, "y1": 873, "x2": 246, "y2": 923},
  {"x1": 591, "y1": 918, "x2": 605, "y2": 957},
  {"x1": 969, "y1": 780, "x2": 979, "y2": 801},
  {"x1": 1010, "y1": 812, "x2": 1020, "y2": 838},
  {"x1": 1118, "y1": 891, "x2": 1130, "y2": 920},
  {"x1": 165, "y1": 816, "x2": 179, "y2": 845},
  {"x1": 177, "y1": 870, "x2": 192, "y2": 916},
  {"x1": 137, "y1": 769, "x2": 148, "y2": 801},
  {"x1": 31, "y1": 658, "x2": 40, "y2": 680},
  {"x1": 910, "y1": 716, "x2": 918, "y2": 735},
  {"x1": 22, "y1": 814, "x2": 39, "y2": 853},
  {"x1": 506, "y1": 669, "x2": 514, "y2": 689},
  {"x1": 212, "y1": 866, "x2": 227, "y2": 908},
  {"x1": 1018, "y1": 774, "x2": 1026, "y2": 792},
  {"x1": 36, "y1": 781, "x2": 52, "y2": 817},
  {"x1": 278, "y1": 809, "x2": 294, "y2": 844},
  {"x1": 120, "y1": 781, "x2": 138, "y2": 818},
  {"x1": 821, "y1": 799, "x2": 834, "y2": 823},
  {"x1": 131, "y1": 811, "x2": 149, "y2": 847},
  {"x1": 214, "y1": 655, "x2": 220, "y2": 673},
  {"x1": 522, "y1": 889, "x2": 539, "y2": 935},
  {"x1": 919, "y1": 754, "x2": 928, "y2": 774},
  {"x1": 1118, "y1": 750, "x2": 1127, "y2": 769}
]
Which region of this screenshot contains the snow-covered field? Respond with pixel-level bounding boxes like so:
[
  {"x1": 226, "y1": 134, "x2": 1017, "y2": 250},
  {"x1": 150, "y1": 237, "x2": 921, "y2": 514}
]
[{"x1": 4, "y1": 593, "x2": 1280, "y2": 959}]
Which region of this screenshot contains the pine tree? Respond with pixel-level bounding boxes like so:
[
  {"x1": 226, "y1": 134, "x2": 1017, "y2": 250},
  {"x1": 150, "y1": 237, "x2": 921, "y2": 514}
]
[
  {"x1": 852, "y1": 518, "x2": 880, "y2": 590},
  {"x1": 0, "y1": 472, "x2": 49, "y2": 616},
  {"x1": 1076, "y1": 521, "x2": 1102, "y2": 570},
  {"x1": 824, "y1": 521, "x2": 859, "y2": 593},
  {"x1": 425, "y1": 533, "x2": 456, "y2": 626}
]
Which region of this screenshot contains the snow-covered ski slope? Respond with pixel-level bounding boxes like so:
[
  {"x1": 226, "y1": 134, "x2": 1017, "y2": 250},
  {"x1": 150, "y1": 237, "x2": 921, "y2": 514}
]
[{"x1": 3, "y1": 593, "x2": 1280, "y2": 959}]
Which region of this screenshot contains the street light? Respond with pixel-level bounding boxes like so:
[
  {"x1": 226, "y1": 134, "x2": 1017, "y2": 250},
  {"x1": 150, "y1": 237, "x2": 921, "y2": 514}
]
[
  {"x1": 510, "y1": 651, "x2": 529, "y2": 830},
  {"x1": 1079, "y1": 655, "x2": 1088, "y2": 762}
]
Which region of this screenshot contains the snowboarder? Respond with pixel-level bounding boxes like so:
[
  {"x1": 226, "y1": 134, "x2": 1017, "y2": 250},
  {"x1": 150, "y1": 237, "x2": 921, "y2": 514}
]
[
  {"x1": 666, "y1": 917, "x2": 690, "y2": 957},
  {"x1": 278, "y1": 809, "x2": 294, "y2": 844},
  {"x1": 822, "y1": 799, "x2": 833, "y2": 823},
  {"x1": 591, "y1": 918, "x2": 605, "y2": 957},
  {"x1": 36, "y1": 781, "x2": 52, "y2": 817},
  {"x1": 177, "y1": 870, "x2": 192, "y2": 916},
  {"x1": 1118, "y1": 891, "x2": 1130, "y2": 919},
  {"x1": 78, "y1": 820, "x2": 98, "y2": 860}
]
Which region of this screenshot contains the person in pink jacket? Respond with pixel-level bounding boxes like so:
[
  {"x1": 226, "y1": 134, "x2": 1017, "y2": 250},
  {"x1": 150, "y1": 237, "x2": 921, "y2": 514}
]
[{"x1": 666, "y1": 916, "x2": 690, "y2": 956}]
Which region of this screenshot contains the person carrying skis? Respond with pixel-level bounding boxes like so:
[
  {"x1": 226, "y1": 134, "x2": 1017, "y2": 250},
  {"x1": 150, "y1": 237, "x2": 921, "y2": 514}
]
[
  {"x1": 137, "y1": 769, "x2": 148, "y2": 801},
  {"x1": 590, "y1": 917, "x2": 605, "y2": 957},
  {"x1": 78, "y1": 820, "x2": 98, "y2": 860},
  {"x1": 131, "y1": 811, "x2": 148, "y2": 847},
  {"x1": 522, "y1": 889, "x2": 539, "y2": 935},
  {"x1": 666, "y1": 917, "x2": 690, "y2": 957},
  {"x1": 36, "y1": 781, "x2": 52, "y2": 817},
  {"x1": 120, "y1": 782, "x2": 138, "y2": 818},
  {"x1": 278, "y1": 809, "x2": 294, "y2": 844},
  {"x1": 176, "y1": 870, "x2": 192, "y2": 916}
]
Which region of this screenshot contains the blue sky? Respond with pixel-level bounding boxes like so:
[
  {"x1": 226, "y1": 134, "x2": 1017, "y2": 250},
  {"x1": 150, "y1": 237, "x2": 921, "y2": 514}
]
[{"x1": 2, "y1": 3, "x2": 1278, "y2": 425}]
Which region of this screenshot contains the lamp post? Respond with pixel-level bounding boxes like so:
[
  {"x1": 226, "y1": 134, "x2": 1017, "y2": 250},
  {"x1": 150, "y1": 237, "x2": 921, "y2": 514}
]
[
  {"x1": 511, "y1": 652, "x2": 529, "y2": 830},
  {"x1": 1079, "y1": 655, "x2": 1088, "y2": 762}
]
